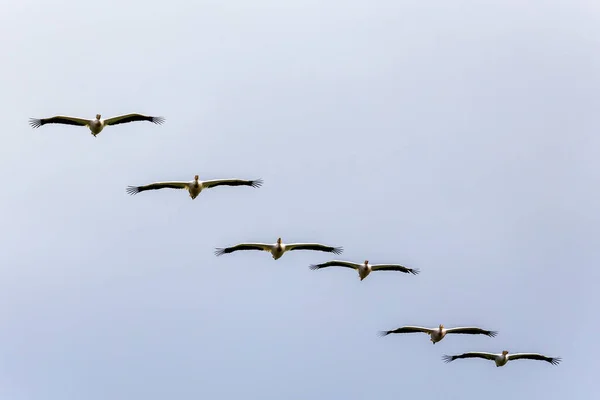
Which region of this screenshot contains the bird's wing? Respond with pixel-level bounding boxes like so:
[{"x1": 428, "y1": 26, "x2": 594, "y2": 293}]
[
  {"x1": 508, "y1": 353, "x2": 561, "y2": 365},
  {"x1": 445, "y1": 327, "x2": 498, "y2": 337},
  {"x1": 442, "y1": 352, "x2": 497, "y2": 363},
  {"x1": 126, "y1": 181, "x2": 189, "y2": 195},
  {"x1": 29, "y1": 116, "x2": 90, "y2": 128},
  {"x1": 309, "y1": 260, "x2": 359, "y2": 270},
  {"x1": 202, "y1": 178, "x2": 263, "y2": 189},
  {"x1": 370, "y1": 264, "x2": 420, "y2": 275},
  {"x1": 378, "y1": 326, "x2": 433, "y2": 336},
  {"x1": 286, "y1": 243, "x2": 343, "y2": 254},
  {"x1": 104, "y1": 113, "x2": 165, "y2": 126},
  {"x1": 214, "y1": 243, "x2": 272, "y2": 256}
]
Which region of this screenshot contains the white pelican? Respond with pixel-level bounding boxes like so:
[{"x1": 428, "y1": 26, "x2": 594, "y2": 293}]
[
  {"x1": 378, "y1": 324, "x2": 497, "y2": 344},
  {"x1": 214, "y1": 237, "x2": 343, "y2": 260},
  {"x1": 309, "y1": 260, "x2": 419, "y2": 280},
  {"x1": 442, "y1": 350, "x2": 561, "y2": 367},
  {"x1": 126, "y1": 175, "x2": 263, "y2": 199},
  {"x1": 29, "y1": 113, "x2": 165, "y2": 136}
]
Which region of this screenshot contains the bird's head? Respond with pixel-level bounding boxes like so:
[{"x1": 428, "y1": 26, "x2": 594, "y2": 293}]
[
  {"x1": 364, "y1": 260, "x2": 369, "y2": 265},
  {"x1": 277, "y1": 237, "x2": 282, "y2": 244},
  {"x1": 95, "y1": 114, "x2": 101, "y2": 120},
  {"x1": 502, "y1": 350, "x2": 509, "y2": 355},
  {"x1": 439, "y1": 324, "x2": 444, "y2": 330},
  {"x1": 194, "y1": 175, "x2": 199, "y2": 181}
]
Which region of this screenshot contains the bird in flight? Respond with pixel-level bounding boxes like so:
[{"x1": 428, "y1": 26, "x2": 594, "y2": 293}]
[
  {"x1": 215, "y1": 237, "x2": 343, "y2": 260},
  {"x1": 126, "y1": 175, "x2": 263, "y2": 199},
  {"x1": 29, "y1": 113, "x2": 165, "y2": 136},
  {"x1": 309, "y1": 259, "x2": 419, "y2": 280},
  {"x1": 378, "y1": 324, "x2": 497, "y2": 344},
  {"x1": 442, "y1": 350, "x2": 561, "y2": 367}
]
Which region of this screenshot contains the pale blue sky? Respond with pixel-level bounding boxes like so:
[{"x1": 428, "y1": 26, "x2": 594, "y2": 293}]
[{"x1": 1, "y1": 0, "x2": 598, "y2": 399}]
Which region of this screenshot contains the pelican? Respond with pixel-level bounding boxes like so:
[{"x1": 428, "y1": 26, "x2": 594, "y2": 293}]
[
  {"x1": 214, "y1": 237, "x2": 343, "y2": 260},
  {"x1": 126, "y1": 175, "x2": 263, "y2": 199},
  {"x1": 29, "y1": 113, "x2": 165, "y2": 136},
  {"x1": 309, "y1": 260, "x2": 419, "y2": 280},
  {"x1": 378, "y1": 324, "x2": 497, "y2": 344},
  {"x1": 442, "y1": 350, "x2": 561, "y2": 367}
]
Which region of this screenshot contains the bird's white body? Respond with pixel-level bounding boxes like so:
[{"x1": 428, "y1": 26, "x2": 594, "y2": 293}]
[
  {"x1": 494, "y1": 353, "x2": 509, "y2": 367},
  {"x1": 358, "y1": 262, "x2": 371, "y2": 280},
  {"x1": 88, "y1": 118, "x2": 104, "y2": 135},
  {"x1": 430, "y1": 328, "x2": 447, "y2": 343},
  {"x1": 270, "y1": 243, "x2": 286, "y2": 260},
  {"x1": 187, "y1": 179, "x2": 202, "y2": 199}
]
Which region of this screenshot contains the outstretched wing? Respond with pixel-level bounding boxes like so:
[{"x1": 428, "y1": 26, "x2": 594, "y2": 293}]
[
  {"x1": 378, "y1": 326, "x2": 433, "y2": 337},
  {"x1": 104, "y1": 113, "x2": 165, "y2": 126},
  {"x1": 442, "y1": 352, "x2": 497, "y2": 363},
  {"x1": 370, "y1": 264, "x2": 420, "y2": 275},
  {"x1": 126, "y1": 181, "x2": 189, "y2": 195},
  {"x1": 29, "y1": 115, "x2": 91, "y2": 128},
  {"x1": 202, "y1": 178, "x2": 263, "y2": 189},
  {"x1": 309, "y1": 260, "x2": 359, "y2": 270},
  {"x1": 445, "y1": 327, "x2": 498, "y2": 337},
  {"x1": 508, "y1": 353, "x2": 561, "y2": 365},
  {"x1": 286, "y1": 243, "x2": 343, "y2": 254},
  {"x1": 214, "y1": 243, "x2": 272, "y2": 256}
]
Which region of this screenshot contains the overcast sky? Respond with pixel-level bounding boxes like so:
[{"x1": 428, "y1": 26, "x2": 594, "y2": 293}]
[{"x1": 1, "y1": 0, "x2": 598, "y2": 399}]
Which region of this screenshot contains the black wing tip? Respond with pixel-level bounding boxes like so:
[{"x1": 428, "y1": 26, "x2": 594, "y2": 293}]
[
  {"x1": 151, "y1": 116, "x2": 166, "y2": 125},
  {"x1": 29, "y1": 118, "x2": 42, "y2": 128},
  {"x1": 377, "y1": 330, "x2": 390, "y2": 337},
  {"x1": 331, "y1": 247, "x2": 343, "y2": 254},
  {"x1": 442, "y1": 355, "x2": 455, "y2": 363},
  {"x1": 550, "y1": 357, "x2": 562, "y2": 365},
  {"x1": 410, "y1": 268, "x2": 420, "y2": 275},
  {"x1": 251, "y1": 179, "x2": 264, "y2": 188},
  {"x1": 487, "y1": 330, "x2": 499, "y2": 337},
  {"x1": 214, "y1": 248, "x2": 226, "y2": 256},
  {"x1": 308, "y1": 264, "x2": 320, "y2": 270},
  {"x1": 125, "y1": 186, "x2": 140, "y2": 195}
]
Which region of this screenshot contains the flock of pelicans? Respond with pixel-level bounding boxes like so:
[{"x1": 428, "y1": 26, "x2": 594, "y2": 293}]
[{"x1": 28, "y1": 112, "x2": 562, "y2": 369}]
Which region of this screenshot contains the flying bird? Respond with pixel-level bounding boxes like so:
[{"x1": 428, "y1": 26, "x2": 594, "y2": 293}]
[
  {"x1": 309, "y1": 260, "x2": 419, "y2": 280},
  {"x1": 378, "y1": 324, "x2": 497, "y2": 344},
  {"x1": 215, "y1": 237, "x2": 343, "y2": 260},
  {"x1": 29, "y1": 113, "x2": 165, "y2": 136},
  {"x1": 126, "y1": 175, "x2": 263, "y2": 199},
  {"x1": 442, "y1": 350, "x2": 561, "y2": 367}
]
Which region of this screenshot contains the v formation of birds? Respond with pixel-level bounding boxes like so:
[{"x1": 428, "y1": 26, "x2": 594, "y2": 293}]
[{"x1": 28, "y1": 113, "x2": 562, "y2": 368}]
